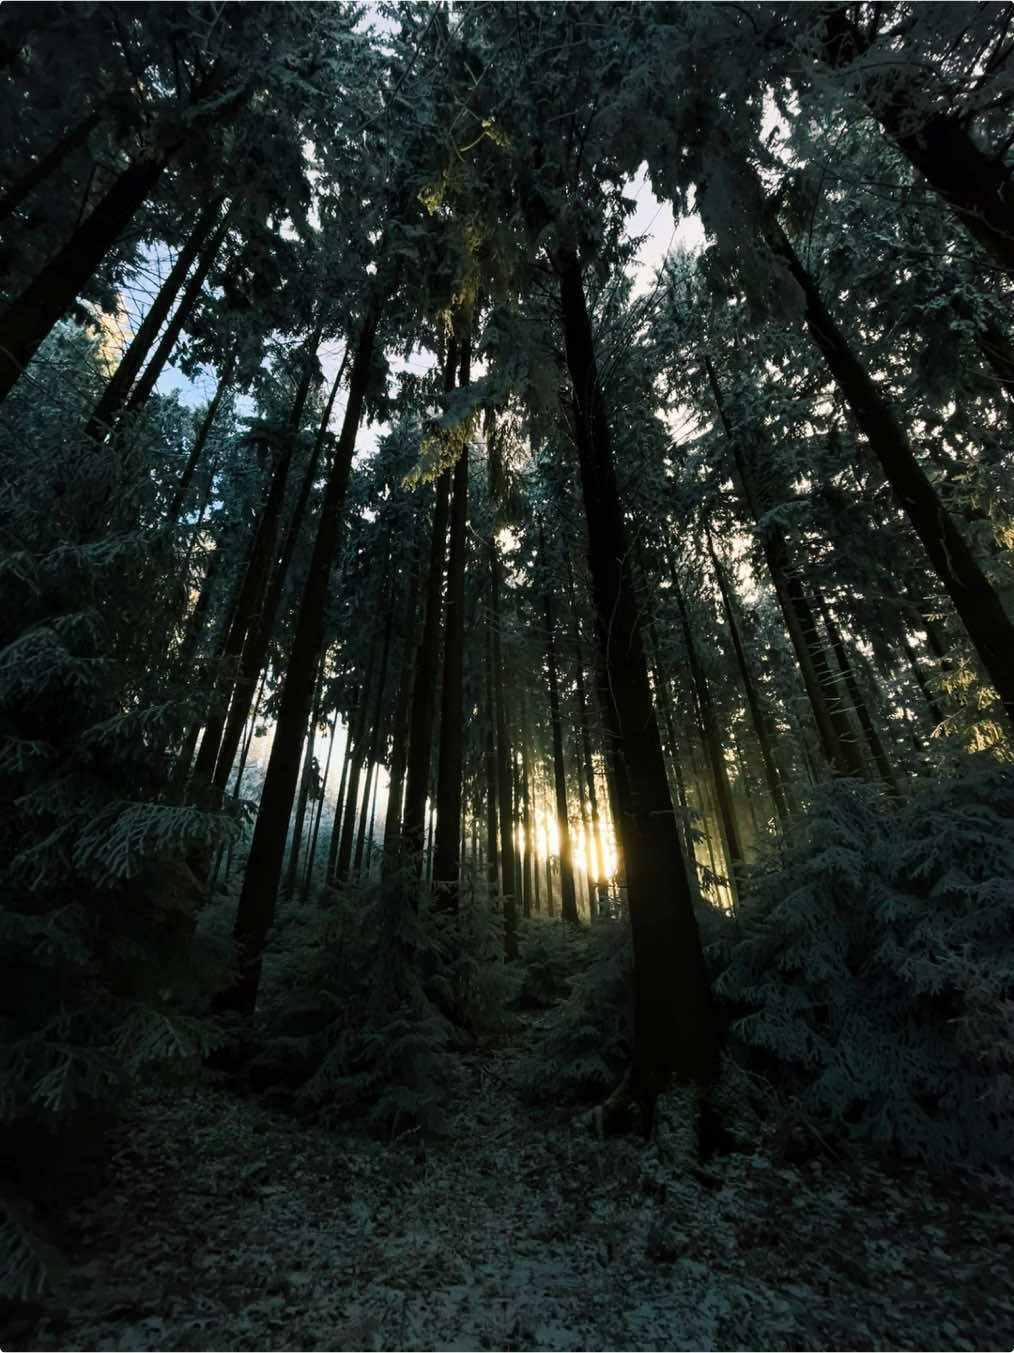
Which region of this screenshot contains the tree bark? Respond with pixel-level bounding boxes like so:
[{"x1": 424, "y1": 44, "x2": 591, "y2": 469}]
[
  {"x1": 558, "y1": 252, "x2": 720, "y2": 1121},
  {"x1": 704, "y1": 520, "x2": 790, "y2": 821},
  {"x1": 381, "y1": 547, "x2": 423, "y2": 873},
  {"x1": 218, "y1": 294, "x2": 380, "y2": 1014}
]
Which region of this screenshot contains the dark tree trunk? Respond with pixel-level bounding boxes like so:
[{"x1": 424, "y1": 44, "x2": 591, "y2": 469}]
[
  {"x1": 491, "y1": 538, "x2": 518, "y2": 936},
  {"x1": 400, "y1": 342, "x2": 457, "y2": 872},
  {"x1": 218, "y1": 295, "x2": 380, "y2": 1014},
  {"x1": 557, "y1": 252, "x2": 720, "y2": 1122},
  {"x1": 540, "y1": 524, "x2": 579, "y2": 925},
  {"x1": 381, "y1": 548, "x2": 423, "y2": 872},
  {"x1": 190, "y1": 337, "x2": 321, "y2": 797},
  {"x1": 284, "y1": 657, "x2": 325, "y2": 898},
  {"x1": 302, "y1": 705, "x2": 339, "y2": 899},
  {"x1": 352, "y1": 598, "x2": 394, "y2": 880},
  {"x1": 336, "y1": 619, "x2": 385, "y2": 886},
  {"x1": 210, "y1": 348, "x2": 339, "y2": 792},
  {"x1": 326, "y1": 717, "x2": 356, "y2": 886},
  {"x1": 85, "y1": 197, "x2": 225, "y2": 441},
  {"x1": 813, "y1": 587, "x2": 899, "y2": 791},
  {"x1": 767, "y1": 220, "x2": 1014, "y2": 727},
  {"x1": 433, "y1": 335, "x2": 471, "y2": 903},
  {"x1": 121, "y1": 208, "x2": 232, "y2": 419},
  {"x1": 0, "y1": 151, "x2": 167, "y2": 400},
  {"x1": 168, "y1": 343, "x2": 238, "y2": 522}
]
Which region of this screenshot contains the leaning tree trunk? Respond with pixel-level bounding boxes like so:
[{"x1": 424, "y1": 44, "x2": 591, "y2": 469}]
[
  {"x1": 85, "y1": 196, "x2": 226, "y2": 441},
  {"x1": 766, "y1": 219, "x2": 1014, "y2": 727},
  {"x1": 121, "y1": 207, "x2": 233, "y2": 420},
  {"x1": 557, "y1": 250, "x2": 720, "y2": 1126},
  {"x1": 0, "y1": 151, "x2": 167, "y2": 401},
  {"x1": 218, "y1": 294, "x2": 380, "y2": 1015},
  {"x1": 167, "y1": 343, "x2": 238, "y2": 522}
]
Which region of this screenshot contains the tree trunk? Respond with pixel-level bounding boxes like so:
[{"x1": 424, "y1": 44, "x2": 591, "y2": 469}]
[
  {"x1": 302, "y1": 705, "x2": 339, "y2": 899},
  {"x1": 0, "y1": 151, "x2": 167, "y2": 400},
  {"x1": 121, "y1": 208, "x2": 232, "y2": 419},
  {"x1": 284, "y1": 657, "x2": 325, "y2": 898},
  {"x1": 491, "y1": 537, "x2": 518, "y2": 938},
  {"x1": 190, "y1": 335, "x2": 321, "y2": 797},
  {"x1": 210, "y1": 347, "x2": 339, "y2": 792},
  {"x1": 167, "y1": 343, "x2": 237, "y2": 522},
  {"x1": 432, "y1": 334, "x2": 471, "y2": 903},
  {"x1": 218, "y1": 294, "x2": 380, "y2": 1014},
  {"x1": 400, "y1": 343, "x2": 457, "y2": 873},
  {"x1": 767, "y1": 219, "x2": 1014, "y2": 727},
  {"x1": 557, "y1": 251, "x2": 720, "y2": 1122},
  {"x1": 326, "y1": 718, "x2": 356, "y2": 886},
  {"x1": 381, "y1": 548, "x2": 423, "y2": 872},
  {"x1": 85, "y1": 197, "x2": 225, "y2": 441},
  {"x1": 665, "y1": 551, "x2": 744, "y2": 896},
  {"x1": 540, "y1": 524, "x2": 579, "y2": 925}
]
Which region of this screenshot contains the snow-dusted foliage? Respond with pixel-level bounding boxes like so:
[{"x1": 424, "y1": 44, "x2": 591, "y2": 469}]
[
  {"x1": 251, "y1": 871, "x2": 510, "y2": 1137},
  {"x1": 715, "y1": 760, "x2": 1014, "y2": 1165},
  {"x1": 0, "y1": 326, "x2": 236, "y2": 1299},
  {"x1": 519, "y1": 919, "x2": 634, "y2": 1106}
]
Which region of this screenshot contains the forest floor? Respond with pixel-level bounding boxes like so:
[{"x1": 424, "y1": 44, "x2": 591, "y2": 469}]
[{"x1": 6, "y1": 1009, "x2": 1014, "y2": 1353}]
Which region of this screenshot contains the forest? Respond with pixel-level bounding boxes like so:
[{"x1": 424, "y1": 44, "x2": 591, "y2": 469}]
[{"x1": 1, "y1": 2, "x2": 1013, "y2": 1348}]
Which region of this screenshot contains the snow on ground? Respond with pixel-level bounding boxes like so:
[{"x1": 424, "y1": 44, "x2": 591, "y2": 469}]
[{"x1": 8, "y1": 1016, "x2": 1013, "y2": 1351}]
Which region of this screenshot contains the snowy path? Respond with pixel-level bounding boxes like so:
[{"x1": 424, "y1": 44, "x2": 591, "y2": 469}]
[{"x1": 8, "y1": 1023, "x2": 1013, "y2": 1351}]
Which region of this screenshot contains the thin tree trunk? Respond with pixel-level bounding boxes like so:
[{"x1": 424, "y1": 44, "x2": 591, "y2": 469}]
[
  {"x1": 284, "y1": 656, "x2": 326, "y2": 897},
  {"x1": 122, "y1": 208, "x2": 232, "y2": 419},
  {"x1": 326, "y1": 719, "x2": 356, "y2": 886},
  {"x1": 401, "y1": 346, "x2": 457, "y2": 873},
  {"x1": 303, "y1": 704, "x2": 339, "y2": 899},
  {"x1": 85, "y1": 197, "x2": 225, "y2": 441},
  {"x1": 168, "y1": 343, "x2": 237, "y2": 522},
  {"x1": 566, "y1": 555, "x2": 608, "y2": 909},
  {"x1": 352, "y1": 598, "x2": 394, "y2": 880},
  {"x1": 211, "y1": 346, "x2": 340, "y2": 792},
  {"x1": 432, "y1": 334, "x2": 471, "y2": 902},
  {"x1": 557, "y1": 252, "x2": 720, "y2": 1121},
  {"x1": 665, "y1": 552, "x2": 744, "y2": 897},
  {"x1": 540, "y1": 524, "x2": 579, "y2": 925},
  {"x1": 381, "y1": 547, "x2": 423, "y2": 872},
  {"x1": 767, "y1": 219, "x2": 1014, "y2": 727},
  {"x1": 813, "y1": 587, "x2": 899, "y2": 791},
  {"x1": 219, "y1": 293, "x2": 380, "y2": 1014}
]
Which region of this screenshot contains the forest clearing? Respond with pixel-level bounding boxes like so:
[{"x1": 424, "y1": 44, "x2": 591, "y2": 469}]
[{"x1": 2, "y1": 4, "x2": 1013, "y2": 1349}]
